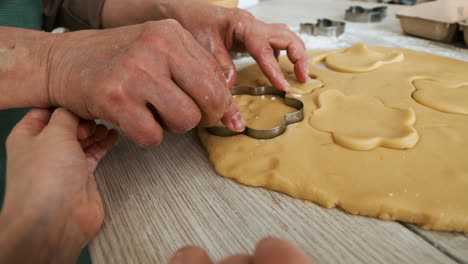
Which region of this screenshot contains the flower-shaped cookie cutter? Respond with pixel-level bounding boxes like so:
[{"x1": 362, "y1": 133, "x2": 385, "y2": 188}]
[
  {"x1": 300, "y1": 19, "x2": 346, "y2": 38},
  {"x1": 345, "y1": 6, "x2": 387, "y2": 23},
  {"x1": 207, "y1": 86, "x2": 304, "y2": 139}
]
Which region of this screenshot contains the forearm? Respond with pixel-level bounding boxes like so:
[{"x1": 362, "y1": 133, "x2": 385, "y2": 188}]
[
  {"x1": 0, "y1": 27, "x2": 54, "y2": 110},
  {"x1": 101, "y1": 0, "x2": 214, "y2": 28}
]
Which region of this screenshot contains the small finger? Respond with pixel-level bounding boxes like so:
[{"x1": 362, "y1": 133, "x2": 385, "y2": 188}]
[
  {"x1": 117, "y1": 104, "x2": 164, "y2": 147},
  {"x1": 219, "y1": 254, "x2": 253, "y2": 264},
  {"x1": 78, "y1": 120, "x2": 97, "y2": 140},
  {"x1": 145, "y1": 78, "x2": 201, "y2": 134},
  {"x1": 85, "y1": 129, "x2": 119, "y2": 174},
  {"x1": 168, "y1": 246, "x2": 213, "y2": 264},
  {"x1": 270, "y1": 34, "x2": 308, "y2": 83},
  {"x1": 80, "y1": 124, "x2": 109, "y2": 150},
  {"x1": 254, "y1": 237, "x2": 315, "y2": 264}
]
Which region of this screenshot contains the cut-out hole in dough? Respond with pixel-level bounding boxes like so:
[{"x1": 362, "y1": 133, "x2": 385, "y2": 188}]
[
  {"x1": 257, "y1": 73, "x2": 324, "y2": 95},
  {"x1": 309, "y1": 90, "x2": 419, "y2": 150},
  {"x1": 412, "y1": 79, "x2": 468, "y2": 115},
  {"x1": 325, "y1": 43, "x2": 404, "y2": 73}
]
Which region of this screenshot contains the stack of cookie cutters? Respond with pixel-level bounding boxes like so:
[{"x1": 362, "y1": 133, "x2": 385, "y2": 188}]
[
  {"x1": 207, "y1": 86, "x2": 304, "y2": 139},
  {"x1": 300, "y1": 18, "x2": 346, "y2": 38},
  {"x1": 345, "y1": 6, "x2": 388, "y2": 23}
]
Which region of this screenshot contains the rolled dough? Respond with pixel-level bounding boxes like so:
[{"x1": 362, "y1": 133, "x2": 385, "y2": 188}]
[
  {"x1": 325, "y1": 43, "x2": 404, "y2": 73},
  {"x1": 309, "y1": 89, "x2": 419, "y2": 151},
  {"x1": 257, "y1": 73, "x2": 324, "y2": 95},
  {"x1": 199, "y1": 44, "x2": 468, "y2": 232},
  {"x1": 412, "y1": 79, "x2": 468, "y2": 115}
]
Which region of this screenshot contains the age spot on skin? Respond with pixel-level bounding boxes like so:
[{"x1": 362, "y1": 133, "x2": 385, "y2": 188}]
[{"x1": 0, "y1": 45, "x2": 28, "y2": 69}]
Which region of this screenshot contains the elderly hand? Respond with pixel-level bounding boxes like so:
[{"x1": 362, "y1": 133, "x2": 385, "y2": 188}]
[
  {"x1": 46, "y1": 20, "x2": 245, "y2": 147},
  {"x1": 172, "y1": 3, "x2": 309, "y2": 91},
  {"x1": 102, "y1": 0, "x2": 309, "y2": 92},
  {"x1": 0, "y1": 108, "x2": 118, "y2": 263},
  {"x1": 168, "y1": 237, "x2": 315, "y2": 264}
]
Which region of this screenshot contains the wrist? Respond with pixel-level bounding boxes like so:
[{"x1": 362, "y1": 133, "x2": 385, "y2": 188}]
[
  {"x1": 101, "y1": 0, "x2": 219, "y2": 28},
  {"x1": 0, "y1": 27, "x2": 56, "y2": 109}
]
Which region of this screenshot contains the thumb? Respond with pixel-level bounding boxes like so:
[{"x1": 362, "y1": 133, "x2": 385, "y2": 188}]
[
  {"x1": 211, "y1": 40, "x2": 237, "y2": 87},
  {"x1": 254, "y1": 237, "x2": 315, "y2": 264},
  {"x1": 9, "y1": 108, "x2": 53, "y2": 138},
  {"x1": 46, "y1": 108, "x2": 80, "y2": 138},
  {"x1": 6, "y1": 108, "x2": 53, "y2": 150},
  {"x1": 168, "y1": 246, "x2": 213, "y2": 264}
]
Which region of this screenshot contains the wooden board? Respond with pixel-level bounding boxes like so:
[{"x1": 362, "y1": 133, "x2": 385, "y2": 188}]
[
  {"x1": 404, "y1": 225, "x2": 468, "y2": 263},
  {"x1": 89, "y1": 131, "x2": 457, "y2": 264}
]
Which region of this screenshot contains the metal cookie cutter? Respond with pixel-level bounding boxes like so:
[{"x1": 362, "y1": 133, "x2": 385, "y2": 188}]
[
  {"x1": 207, "y1": 86, "x2": 304, "y2": 140},
  {"x1": 300, "y1": 19, "x2": 346, "y2": 37},
  {"x1": 345, "y1": 6, "x2": 388, "y2": 23}
]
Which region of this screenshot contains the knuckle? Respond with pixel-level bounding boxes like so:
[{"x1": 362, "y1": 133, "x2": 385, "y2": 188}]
[
  {"x1": 103, "y1": 85, "x2": 127, "y2": 110},
  {"x1": 254, "y1": 44, "x2": 273, "y2": 57},
  {"x1": 167, "y1": 108, "x2": 201, "y2": 134},
  {"x1": 161, "y1": 18, "x2": 182, "y2": 29},
  {"x1": 274, "y1": 23, "x2": 289, "y2": 30},
  {"x1": 234, "y1": 9, "x2": 255, "y2": 23},
  {"x1": 183, "y1": 107, "x2": 202, "y2": 130},
  {"x1": 212, "y1": 64, "x2": 226, "y2": 83},
  {"x1": 133, "y1": 125, "x2": 163, "y2": 147}
]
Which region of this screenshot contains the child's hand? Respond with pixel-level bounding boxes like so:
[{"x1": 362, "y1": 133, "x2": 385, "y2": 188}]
[
  {"x1": 169, "y1": 237, "x2": 315, "y2": 264},
  {"x1": 0, "y1": 108, "x2": 118, "y2": 263}
]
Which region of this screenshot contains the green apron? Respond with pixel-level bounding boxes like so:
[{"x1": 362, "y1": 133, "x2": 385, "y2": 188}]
[{"x1": 0, "y1": 1, "x2": 91, "y2": 263}]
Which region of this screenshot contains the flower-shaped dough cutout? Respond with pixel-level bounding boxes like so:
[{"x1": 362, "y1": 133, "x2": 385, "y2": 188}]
[
  {"x1": 235, "y1": 94, "x2": 298, "y2": 130},
  {"x1": 412, "y1": 79, "x2": 468, "y2": 115},
  {"x1": 325, "y1": 43, "x2": 404, "y2": 73},
  {"x1": 309, "y1": 90, "x2": 419, "y2": 150},
  {"x1": 257, "y1": 73, "x2": 323, "y2": 95}
]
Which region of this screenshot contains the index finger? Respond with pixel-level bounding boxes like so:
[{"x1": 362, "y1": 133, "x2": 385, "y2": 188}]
[
  {"x1": 247, "y1": 39, "x2": 292, "y2": 93},
  {"x1": 270, "y1": 32, "x2": 309, "y2": 83}
]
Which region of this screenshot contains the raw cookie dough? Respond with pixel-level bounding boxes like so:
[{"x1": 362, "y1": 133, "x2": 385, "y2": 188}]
[
  {"x1": 325, "y1": 43, "x2": 404, "y2": 73},
  {"x1": 199, "y1": 44, "x2": 468, "y2": 232},
  {"x1": 257, "y1": 73, "x2": 324, "y2": 95},
  {"x1": 309, "y1": 89, "x2": 418, "y2": 151},
  {"x1": 412, "y1": 79, "x2": 468, "y2": 115}
]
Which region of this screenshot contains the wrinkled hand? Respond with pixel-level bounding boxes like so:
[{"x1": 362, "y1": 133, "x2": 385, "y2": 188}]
[
  {"x1": 1, "y1": 108, "x2": 118, "y2": 263},
  {"x1": 46, "y1": 20, "x2": 245, "y2": 147},
  {"x1": 172, "y1": 3, "x2": 309, "y2": 91},
  {"x1": 169, "y1": 237, "x2": 315, "y2": 264}
]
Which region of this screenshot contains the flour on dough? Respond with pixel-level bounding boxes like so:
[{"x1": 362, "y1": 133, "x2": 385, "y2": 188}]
[
  {"x1": 257, "y1": 73, "x2": 323, "y2": 95},
  {"x1": 200, "y1": 44, "x2": 468, "y2": 232},
  {"x1": 325, "y1": 43, "x2": 404, "y2": 73},
  {"x1": 412, "y1": 79, "x2": 468, "y2": 115},
  {"x1": 309, "y1": 90, "x2": 418, "y2": 150}
]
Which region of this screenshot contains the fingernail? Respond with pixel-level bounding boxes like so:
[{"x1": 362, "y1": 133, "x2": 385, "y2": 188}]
[
  {"x1": 223, "y1": 67, "x2": 235, "y2": 85},
  {"x1": 231, "y1": 111, "x2": 246, "y2": 132}
]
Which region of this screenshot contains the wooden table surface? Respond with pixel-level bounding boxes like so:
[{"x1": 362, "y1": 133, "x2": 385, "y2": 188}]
[{"x1": 89, "y1": 1, "x2": 468, "y2": 263}]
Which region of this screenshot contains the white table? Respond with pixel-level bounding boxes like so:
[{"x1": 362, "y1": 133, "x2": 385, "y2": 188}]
[{"x1": 89, "y1": 1, "x2": 468, "y2": 263}]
